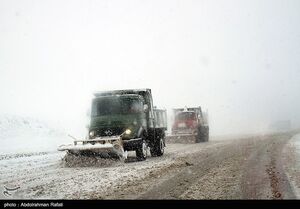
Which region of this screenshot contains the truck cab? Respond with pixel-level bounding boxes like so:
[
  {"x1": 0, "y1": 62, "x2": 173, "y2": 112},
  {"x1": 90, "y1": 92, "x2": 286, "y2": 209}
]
[
  {"x1": 172, "y1": 111, "x2": 199, "y2": 135},
  {"x1": 171, "y1": 106, "x2": 209, "y2": 142},
  {"x1": 89, "y1": 89, "x2": 167, "y2": 160}
]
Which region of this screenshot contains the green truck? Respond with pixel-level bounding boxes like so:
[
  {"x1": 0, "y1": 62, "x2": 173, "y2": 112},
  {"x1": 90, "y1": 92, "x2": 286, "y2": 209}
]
[{"x1": 58, "y1": 89, "x2": 167, "y2": 161}]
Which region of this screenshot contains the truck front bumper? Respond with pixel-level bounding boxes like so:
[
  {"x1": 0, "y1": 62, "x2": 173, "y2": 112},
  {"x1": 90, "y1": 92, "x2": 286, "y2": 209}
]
[{"x1": 172, "y1": 128, "x2": 197, "y2": 135}]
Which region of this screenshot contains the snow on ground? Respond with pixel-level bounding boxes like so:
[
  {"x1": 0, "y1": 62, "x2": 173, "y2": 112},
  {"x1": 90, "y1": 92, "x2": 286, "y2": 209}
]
[
  {"x1": 290, "y1": 134, "x2": 300, "y2": 197},
  {"x1": 0, "y1": 140, "x2": 228, "y2": 199},
  {"x1": 293, "y1": 135, "x2": 300, "y2": 159},
  {"x1": 0, "y1": 114, "x2": 71, "y2": 155},
  {"x1": 282, "y1": 133, "x2": 300, "y2": 198}
]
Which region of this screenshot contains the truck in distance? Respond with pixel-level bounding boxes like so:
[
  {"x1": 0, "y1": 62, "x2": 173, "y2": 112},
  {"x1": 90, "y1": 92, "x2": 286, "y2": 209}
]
[{"x1": 170, "y1": 106, "x2": 209, "y2": 143}]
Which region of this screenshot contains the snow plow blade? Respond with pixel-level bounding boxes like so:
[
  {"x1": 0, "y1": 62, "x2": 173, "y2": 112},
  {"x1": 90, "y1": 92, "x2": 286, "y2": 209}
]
[
  {"x1": 58, "y1": 136, "x2": 128, "y2": 160},
  {"x1": 166, "y1": 134, "x2": 198, "y2": 144}
]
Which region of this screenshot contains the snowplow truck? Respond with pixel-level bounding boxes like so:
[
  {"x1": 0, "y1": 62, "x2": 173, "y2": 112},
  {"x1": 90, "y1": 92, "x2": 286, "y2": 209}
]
[
  {"x1": 58, "y1": 89, "x2": 167, "y2": 161},
  {"x1": 169, "y1": 107, "x2": 209, "y2": 143}
]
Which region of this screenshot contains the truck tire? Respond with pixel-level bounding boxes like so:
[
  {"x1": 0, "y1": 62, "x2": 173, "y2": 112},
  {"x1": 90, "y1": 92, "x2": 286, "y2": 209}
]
[
  {"x1": 205, "y1": 128, "x2": 209, "y2": 142},
  {"x1": 195, "y1": 127, "x2": 203, "y2": 143},
  {"x1": 195, "y1": 134, "x2": 204, "y2": 143},
  {"x1": 150, "y1": 137, "x2": 164, "y2": 157},
  {"x1": 196, "y1": 126, "x2": 209, "y2": 143},
  {"x1": 136, "y1": 140, "x2": 147, "y2": 161}
]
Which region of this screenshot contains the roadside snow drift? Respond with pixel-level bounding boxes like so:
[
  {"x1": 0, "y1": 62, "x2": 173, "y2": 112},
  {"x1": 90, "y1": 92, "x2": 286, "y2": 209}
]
[{"x1": 0, "y1": 114, "x2": 71, "y2": 155}]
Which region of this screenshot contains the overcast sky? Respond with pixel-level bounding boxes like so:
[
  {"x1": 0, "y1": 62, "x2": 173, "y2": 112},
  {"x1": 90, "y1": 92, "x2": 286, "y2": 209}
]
[{"x1": 1, "y1": 0, "x2": 300, "y2": 136}]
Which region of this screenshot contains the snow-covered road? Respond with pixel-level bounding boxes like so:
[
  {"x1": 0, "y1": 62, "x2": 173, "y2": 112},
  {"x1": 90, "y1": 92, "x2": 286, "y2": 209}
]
[
  {"x1": 1, "y1": 132, "x2": 299, "y2": 199},
  {"x1": 0, "y1": 140, "x2": 229, "y2": 199}
]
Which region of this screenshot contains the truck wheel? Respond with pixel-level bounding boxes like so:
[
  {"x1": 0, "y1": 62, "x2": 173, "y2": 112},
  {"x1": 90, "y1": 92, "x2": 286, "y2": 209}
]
[
  {"x1": 195, "y1": 128, "x2": 203, "y2": 143},
  {"x1": 202, "y1": 127, "x2": 209, "y2": 142},
  {"x1": 205, "y1": 129, "x2": 209, "y2": 142},
  {"x1": 195, "y1": 135, "x2": 202, "y2": 143},
  {"x1": 150, "y1": 137, "x2": 164, "y2": 157},
  {"x1": 136, "y1": 140, "x2": 147, "y2": 161}
]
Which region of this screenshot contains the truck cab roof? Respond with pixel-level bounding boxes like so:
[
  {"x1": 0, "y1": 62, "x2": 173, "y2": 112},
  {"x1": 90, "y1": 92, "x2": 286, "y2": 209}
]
[{"x1": 94, "y1": 89, "x2": 151, "y2": 97}]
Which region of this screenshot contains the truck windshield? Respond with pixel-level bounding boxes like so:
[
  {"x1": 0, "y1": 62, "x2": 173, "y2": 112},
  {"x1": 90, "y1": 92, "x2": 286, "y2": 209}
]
[
  {"x1": 91, "y1": 96, "x2": 143, "y2": 116},
  {"x1": 175, "y1": 112, "x2": 196, "y2": 121}
]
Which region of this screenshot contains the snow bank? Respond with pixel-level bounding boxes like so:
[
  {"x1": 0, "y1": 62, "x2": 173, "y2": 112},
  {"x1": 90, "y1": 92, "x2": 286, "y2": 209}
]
[
  {"x1": 283, "y1": 134, "x2": 300, "y2": 198},
  {"x1": 0, "y1": 114, "x2": 72, "y2": 155}
]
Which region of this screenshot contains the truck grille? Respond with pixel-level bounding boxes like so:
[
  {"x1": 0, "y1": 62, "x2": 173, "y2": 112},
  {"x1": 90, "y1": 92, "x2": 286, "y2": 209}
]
[{"x1": 96, "y1": 127, "x2": 125, "y2": 137}]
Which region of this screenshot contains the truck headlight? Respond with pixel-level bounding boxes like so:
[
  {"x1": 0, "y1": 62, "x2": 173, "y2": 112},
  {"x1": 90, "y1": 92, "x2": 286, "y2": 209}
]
[
  {"x1": 125, "y1": 129, "x2": 131, "y2": 135},
  {"x1": 89, "y1": 130, "x2": 95, "y2": 137}
]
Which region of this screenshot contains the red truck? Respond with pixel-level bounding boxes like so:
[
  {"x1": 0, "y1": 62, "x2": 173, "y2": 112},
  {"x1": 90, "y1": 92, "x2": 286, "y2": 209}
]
[{"x1": 171, "y1": 107, "x2": 209, "y2": 143}]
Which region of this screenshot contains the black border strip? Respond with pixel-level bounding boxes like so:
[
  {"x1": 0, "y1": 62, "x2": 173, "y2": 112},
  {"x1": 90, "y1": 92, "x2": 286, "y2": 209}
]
[{"x1": 1, "y1": 200, "x2": 300, "y2": 209}]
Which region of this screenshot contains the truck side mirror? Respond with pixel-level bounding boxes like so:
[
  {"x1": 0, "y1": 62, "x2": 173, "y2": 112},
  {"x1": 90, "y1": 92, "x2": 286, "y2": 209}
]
[{"x1": 143, "y1": 104, "x2": 149, "y2": 112}]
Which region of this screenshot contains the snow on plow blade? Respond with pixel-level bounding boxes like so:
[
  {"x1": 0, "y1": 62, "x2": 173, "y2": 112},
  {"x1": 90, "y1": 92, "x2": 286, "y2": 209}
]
[
  {"x1": 58, "y1": 136, "x2": 128, "y2": 159},
  {"x1": 166, "y1": 133, "x2": 197, "y2": 143}
]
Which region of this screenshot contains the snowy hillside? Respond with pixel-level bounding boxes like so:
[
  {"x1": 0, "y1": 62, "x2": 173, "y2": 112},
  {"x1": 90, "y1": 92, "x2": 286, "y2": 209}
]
[{"x1": 0, "y1": 115, "x2": 72, "y2": 155}]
